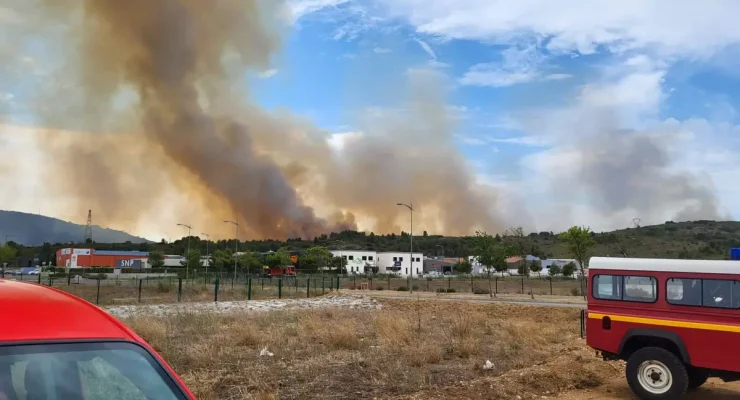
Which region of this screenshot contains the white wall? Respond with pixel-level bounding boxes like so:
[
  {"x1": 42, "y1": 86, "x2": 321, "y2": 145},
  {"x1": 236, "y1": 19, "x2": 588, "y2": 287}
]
[
  {"x1": 377, "y1": 252, "x2": 424, "y2": 277},
  {"x1": 330, "y1": 250, "x2": 377, "y2": 274}
]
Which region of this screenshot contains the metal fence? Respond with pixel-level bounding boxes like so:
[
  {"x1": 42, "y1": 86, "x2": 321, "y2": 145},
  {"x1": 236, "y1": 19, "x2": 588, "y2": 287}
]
[{"x1": 5, "y1": 271, "x2": 585, "y2": 306}]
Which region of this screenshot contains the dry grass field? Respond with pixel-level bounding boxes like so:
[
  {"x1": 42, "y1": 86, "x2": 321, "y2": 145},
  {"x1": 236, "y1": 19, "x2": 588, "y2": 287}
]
[{"x1": 122, "y1": 299, "x2": 618, "y2": 400}]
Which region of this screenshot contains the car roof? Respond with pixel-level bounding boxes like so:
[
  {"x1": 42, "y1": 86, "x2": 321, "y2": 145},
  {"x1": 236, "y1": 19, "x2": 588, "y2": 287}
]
[{"x1": 0, "y1": 279, "x2": 140, "y2": 343}]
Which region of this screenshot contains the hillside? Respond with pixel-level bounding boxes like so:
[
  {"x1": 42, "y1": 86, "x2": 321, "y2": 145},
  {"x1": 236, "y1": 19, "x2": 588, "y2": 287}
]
[
  {"x1": 5, "y1": 219, "x2": 740, "y2": 265},
  {"x1": 0, "y1": 210, "x2": 150, "y2": 246}
]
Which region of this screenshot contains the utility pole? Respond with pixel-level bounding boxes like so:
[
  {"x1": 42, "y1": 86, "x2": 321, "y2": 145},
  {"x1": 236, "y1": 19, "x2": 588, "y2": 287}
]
[
  {"x1": 177, "y1": 223, "x2": 192, "y2": 279},
  {"x1": 201, "y1": 233, "x2": 210, "y2": 275},
  {"x1": 396, "y1": 202, "x2": 414, "y2": 293},
  {"x1": 84, "y1": 209, "x2": 93, "y2": 243},
  {"x1": 224, "y1": 220, "x2": 239, "y2": 283}
]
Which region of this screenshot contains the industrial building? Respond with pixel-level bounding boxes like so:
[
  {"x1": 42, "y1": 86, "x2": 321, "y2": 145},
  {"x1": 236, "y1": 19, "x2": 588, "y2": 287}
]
[
  {"x1": 55, "y1": 248, "x2": 188, "y2": 269},
  {"x1": 329, "y1": 250, "x2": 378, "y2": 274},
  {"x1": 328, "y1": 250, "x2": 425, "y2": 277}
]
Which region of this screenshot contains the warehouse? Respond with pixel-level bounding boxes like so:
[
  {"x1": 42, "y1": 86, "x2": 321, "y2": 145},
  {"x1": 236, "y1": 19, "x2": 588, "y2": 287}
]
[{"x1": 56, "y1": 248, "x2": 148, "y2": 268}]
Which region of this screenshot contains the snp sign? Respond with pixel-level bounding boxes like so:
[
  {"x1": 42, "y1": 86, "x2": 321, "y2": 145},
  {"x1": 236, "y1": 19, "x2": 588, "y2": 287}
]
[{"x1": 116, "y1": 259, "x2": 143, "y2": 269}]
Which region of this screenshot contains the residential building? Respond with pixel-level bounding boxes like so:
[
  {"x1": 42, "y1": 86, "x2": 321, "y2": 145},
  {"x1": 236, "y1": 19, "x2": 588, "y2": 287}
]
[
  {"x1": 423, "y1": 257, "x2": 462, "y2": 274},
  {"x1": 541, "y1": 259, "x2": 583, "y2": 277},
  {"x1": 376, "y1": 252, "x2": 424, "y2": 277}
]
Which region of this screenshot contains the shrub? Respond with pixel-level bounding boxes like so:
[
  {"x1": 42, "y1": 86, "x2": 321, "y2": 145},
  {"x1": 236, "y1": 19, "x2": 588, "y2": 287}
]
[
  {"x1": 436, "y1": 288, "x2": 446, "y2": 293},
  {"x1": 156, "y1": 282, "x2": 172, "y2": 293},
  {"x1": 473, "y1": 288, "x2": 490, "y2": 295},
  {"x1": 397, "y1": 286, "x2": 409, "y2": 292},
  {"x1": 570, "y1": 287, "x2": 581, "y2": 296},
  {"x1": 375, "y1": 286, "x2": 384, "y2": 291},
  {"x1": 412, "y1": 285, "x2": 419, "y2": 291},
  {"x1": 446, "y1": 288, "x2": 456, "y2": 293}
]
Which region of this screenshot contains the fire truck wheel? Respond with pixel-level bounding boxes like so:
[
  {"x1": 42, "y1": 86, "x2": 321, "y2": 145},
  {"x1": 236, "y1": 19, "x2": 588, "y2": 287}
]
[
  {"x1": 687, "y1": 368, "x2": 709, "y2": 390},
  {"x1": 626, "y1": 347, "x2": 688, "y2": 400}
]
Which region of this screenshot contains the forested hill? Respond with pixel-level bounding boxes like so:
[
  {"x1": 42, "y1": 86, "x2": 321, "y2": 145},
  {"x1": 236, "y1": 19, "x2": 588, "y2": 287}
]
[{"x1": 8, "y1": 220, "x2": 740, "y2": 265}]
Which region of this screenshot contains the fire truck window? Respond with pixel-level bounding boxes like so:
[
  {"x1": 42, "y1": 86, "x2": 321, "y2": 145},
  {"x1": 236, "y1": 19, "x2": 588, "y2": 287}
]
[
  {"x1": 666, "y1": 278, "x2": 702, "y2": 306},
  {"x1": 593, "y1": 275, "x2": 622, "y2": 300},
  {"x1": 702, "y1": 279, "x2": 735, "y2": 309},
  {"x1": 623, "y1": 276, "x2": 657, "y2": 302}
]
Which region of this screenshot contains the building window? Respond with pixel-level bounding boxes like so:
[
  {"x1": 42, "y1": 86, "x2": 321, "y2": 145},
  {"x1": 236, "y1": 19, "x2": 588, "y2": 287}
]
[
  {"x1": 349, "y1": 255, "x2": 354, "y2": 260},
  {"x1": 342, "y1": 255, "x2": 347, "y2": 260},
  {"x1": 362, "y1": 256, "x2": 367, "y2": 261},
  {"x1": 393, "y1": 257, "x2": 397, "y2": 261},
  {"x1": 369, "y1": 256, "x2": 374, "y2": 261},
  {"x1": 415, "y1": 257, "x2": 420, "y2": 262},
  {"x1": 399, "y1": 257, "x2": 403, "y2": 262},
  {"x1": 405, "y1": 268, "x2": 408, "y2": 274}
]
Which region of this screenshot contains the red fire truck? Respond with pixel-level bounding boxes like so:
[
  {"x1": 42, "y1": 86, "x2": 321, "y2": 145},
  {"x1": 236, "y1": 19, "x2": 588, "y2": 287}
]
[
  {"x1": 262, "y1": 266, "x2": 296, "y2": 277},
  {"x1": 586, "y1": 257, "x2": 740, "y2": 399}
]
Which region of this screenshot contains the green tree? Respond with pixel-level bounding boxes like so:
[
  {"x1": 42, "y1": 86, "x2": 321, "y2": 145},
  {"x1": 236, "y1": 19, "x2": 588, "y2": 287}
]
[
  {"x1": 148, "y1": 250, "x2": 165, "y2": 269},
  {"x1": 505, "y1": 226, "x2": 530, "y2": 276},
  {"x1": 182, "y1": 249, "x2": 202, "y2": 270},
  {"x1": 266, "y1": 247, "x2": 292, "y2": 269},
  {"x1": 453, "y1": 260, "x2": 472, "y2": 274},
  {"x1": 471, "y1": 231, "x2": 512, "y2": 277},
  {"x1": 559, "y1": 226, "x2": 595, "y2": 296},
  {"x1": 302, "y1": 246, "x2": 333, "y2": 273},
  {"x1": 529, "y1": 260, "x2": 542, "y2": 277},
  {"x1": 561, "y1": 261, "x2": 577, "y2": 278},
  {"x1": 212, "y1": 249, "x2": 232, "y2": 270},
  {"x1": 548, "y1": 263, "x2": 562, "y2": 277},
  {"x1": 238, "y1": 251, "x2": 263, "y2": 274},
  {"x1": 0, "y1": 245, "x2": 17, "y2": 274}
]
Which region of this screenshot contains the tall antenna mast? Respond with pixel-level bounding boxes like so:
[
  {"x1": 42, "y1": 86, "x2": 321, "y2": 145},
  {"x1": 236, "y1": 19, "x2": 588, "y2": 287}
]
[
  {"x1": 632, "y1": 218, "x2": 641, "y2": 228},
  {"x1": 84, "y1": 209, "x2": 93, "y2": 243}
]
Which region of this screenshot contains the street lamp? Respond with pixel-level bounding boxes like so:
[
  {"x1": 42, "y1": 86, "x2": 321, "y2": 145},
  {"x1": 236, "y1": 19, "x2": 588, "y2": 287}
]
[
  {"x1": 396, "y1": 202, "x2": 414, "y2": 293},
  {"x1": 177, "y1": 223, "x2": 192, "y2": 280},
  {"x1": 201, "y1": 233, "x2": 210, "y2": 276},
  {"x1": 224, "y1": 220, "x2": 239, "y2": 283}
]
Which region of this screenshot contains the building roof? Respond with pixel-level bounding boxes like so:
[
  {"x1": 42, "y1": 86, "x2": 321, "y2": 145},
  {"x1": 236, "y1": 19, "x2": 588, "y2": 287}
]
[
  {"x1": 0, "y1": 280, "x2": 140, "y2": 343},
  {"x1": 589, "y1": 257, "x2": 740, "y2": 275},
  {"x1": 91, "y1": 250, "x2": 149, "y2": 257},
  {"x1": 506, "y1": 256, "x2": 523, "y2": 263}
]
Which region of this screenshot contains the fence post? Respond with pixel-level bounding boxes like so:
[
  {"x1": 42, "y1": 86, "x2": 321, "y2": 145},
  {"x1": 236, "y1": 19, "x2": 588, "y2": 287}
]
[
  {"x1": 48, "y1": 276, "x2": 52, "y2": 286},
  {"x1": 261, "y1": 278, "x2": 264, "y2": 291},
  {"x1": 96, "y1": 279, "x2": 100, "y2": 305},
  {"x1": 336, "y1": 276, "x2": 340, "y2": 291},
  {"x1": 247, "y1": 277, "x2": 252, "y2": 300},
  {"x1": 470, "y1": 275, "x2": 474, "y2": 293},
  {"x1": 521, "y1": 277, "x2": 524, "y2": 294},
  {"x1": 369, "y1": 276, "x2": 373, "y2": 290},
  {"x1": 495, "y1": 277, "x2": 498, "y2": 294},
  {"x1": 214, "y1": 278, "x2": 220, "y2": 302},
  {"x1": 322, "y1": 276, "x2": 325, "y2": 295},
  {"x1": 178, "y1": 278, "x2": 182, "y2": 302},
  {"x1": 353, "y1": 275, "x2": 356, "y2": 290},
  {"x1": 448, "y1": 277, "x2": 451, "y2": 291},
  {"x1": 231, "y1": 274, "x2": 235, "y2": 289},
  {"x1": 37, "y1": 273, "x2": 41, "y2": 284},
  {"x1": 138, "y1": 279, "x2": 142, "y2": 303},
  {"x1": 306, "y1": 276, "x2": 310, "y2": 298},
  {"x1": 278, "y1": 278, "x2": 282, "y2": 299},
  {"x1": 67, "y1": 273, "x2": 71, "y2": 286},
  {"x1": 549, "y1": 277, "x2": 553, "y2": 295}
]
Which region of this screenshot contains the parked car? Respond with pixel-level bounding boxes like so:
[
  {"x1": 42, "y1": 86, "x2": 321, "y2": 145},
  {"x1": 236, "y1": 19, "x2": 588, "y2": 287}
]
[{"x1": 0, "y1": 279, "x2": 196, "y2": 399}]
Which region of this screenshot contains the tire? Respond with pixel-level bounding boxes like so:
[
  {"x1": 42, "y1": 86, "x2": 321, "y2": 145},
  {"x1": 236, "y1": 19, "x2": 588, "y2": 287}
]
[
  {"x1": 687, "y1": 368, "x2": 709, "y2": 390},
  {"x1": 626, "y1": 347, "x2": 688, "y2": 400}
]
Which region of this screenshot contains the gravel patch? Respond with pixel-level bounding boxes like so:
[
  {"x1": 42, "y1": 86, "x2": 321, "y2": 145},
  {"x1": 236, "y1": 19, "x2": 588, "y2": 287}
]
[{"x1": 104, "y1": 294, "x2": 382, "y2": 318}]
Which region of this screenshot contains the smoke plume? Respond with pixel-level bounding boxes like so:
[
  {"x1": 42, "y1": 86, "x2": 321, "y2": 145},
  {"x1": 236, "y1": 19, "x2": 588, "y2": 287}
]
[{"x1": 14, "y1": 0, "x2": 504, "y2": 239}]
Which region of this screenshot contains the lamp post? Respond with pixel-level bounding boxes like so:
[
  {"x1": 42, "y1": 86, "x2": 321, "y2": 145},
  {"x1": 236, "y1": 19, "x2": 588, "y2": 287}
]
[
  {"x1": 201, "y1": 233, "x2": 210, "y2": 276},
  {"x1": 396, "y1": 202, "x2": 414, "y2": 293},
  {"x1": 177, "y1": 224, "x2": 192, "y2": 280},
  {"x1": 224, "y1": 220, "x2": 239, "y2": 283}
]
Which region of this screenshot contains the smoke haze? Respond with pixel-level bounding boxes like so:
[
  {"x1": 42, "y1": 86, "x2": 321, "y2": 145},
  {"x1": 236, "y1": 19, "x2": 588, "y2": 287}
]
[{"x1": 10, "y1": 0, "x2": 505, "y2": 239}]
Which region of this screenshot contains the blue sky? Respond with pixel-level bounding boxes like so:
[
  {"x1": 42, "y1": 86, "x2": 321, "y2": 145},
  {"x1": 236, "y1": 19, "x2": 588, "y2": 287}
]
[{"x1": 2, "y1": 0, "x2": 740, "y2": 237}]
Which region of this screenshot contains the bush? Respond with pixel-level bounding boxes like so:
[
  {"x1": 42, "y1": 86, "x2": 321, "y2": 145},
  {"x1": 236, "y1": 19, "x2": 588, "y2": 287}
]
[
  {"x1": 473, "y1": 288, "x2": 490, "y2": 295},
  {"x1": 375, "y1": 286, "x2": 384, "y2": 291},
  {"x1": 570, "y1": 287, "x2": 581, "y2": 296},
  {"x1": 446, "y1": 288, "x2": 456, "y2": 293},
  {"x1": 49, "y1": 273, "x2": 68, "y2": 278},
  {"x1": 436, "y1": 288, "x2": 446, "y2": 293},
  {"x1": 397, "y1": 286, "x2": 409, "y2": 291},
  {"x1": 82, "y1": 273, "x2": 107, "y2": 280},
  {"x1": 156, "y1": 282, "x2": 172, "y2": 293},
  {"x1": 412, "y1": 285, "x2": 419, "y2": 291}
]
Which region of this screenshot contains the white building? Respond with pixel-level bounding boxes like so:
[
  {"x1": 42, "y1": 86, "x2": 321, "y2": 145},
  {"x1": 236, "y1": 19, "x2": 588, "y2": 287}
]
[
  {"x1": 330, "y1": 250, "x2": 378, "y2": 274},
  {"x1": 541, "y1": 259, "x2": 583, "y2": 277},
  {"x1": 377, "y1": 252, "x2": 424, "y2": 277}
]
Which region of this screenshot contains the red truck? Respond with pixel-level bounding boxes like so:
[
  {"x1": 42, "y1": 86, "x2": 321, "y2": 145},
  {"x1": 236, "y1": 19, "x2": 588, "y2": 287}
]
[{"x1": 262, "y1": 266, "x2": 296, "y2": 277}]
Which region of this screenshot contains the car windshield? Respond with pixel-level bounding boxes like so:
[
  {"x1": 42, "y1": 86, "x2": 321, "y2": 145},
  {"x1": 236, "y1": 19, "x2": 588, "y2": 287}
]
[{"x1": 0, "y1": 341, "x2": 187, "y2": 400}]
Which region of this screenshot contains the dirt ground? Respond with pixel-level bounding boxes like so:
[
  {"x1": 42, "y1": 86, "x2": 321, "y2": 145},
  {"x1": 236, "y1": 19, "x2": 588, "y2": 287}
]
[
  {"x1": 117, "y1": 296, "x2": 739, "y2": 399},
  {"x1": 557, "y1": 378, "x2": 740, "y2": 399}
]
